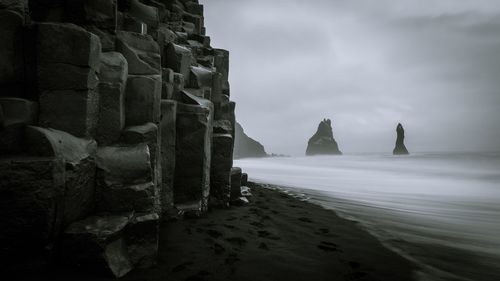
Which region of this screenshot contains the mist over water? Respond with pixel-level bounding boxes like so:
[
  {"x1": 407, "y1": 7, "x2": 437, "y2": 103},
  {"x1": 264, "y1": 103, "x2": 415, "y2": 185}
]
[{"x1": 235, "y1": 153, "x2": 500, "y2": 281}]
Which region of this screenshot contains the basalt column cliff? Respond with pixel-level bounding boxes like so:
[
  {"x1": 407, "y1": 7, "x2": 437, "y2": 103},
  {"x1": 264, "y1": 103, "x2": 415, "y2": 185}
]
[{"x1": 0, "y1": 0, "x2": 241, "y2": 277}]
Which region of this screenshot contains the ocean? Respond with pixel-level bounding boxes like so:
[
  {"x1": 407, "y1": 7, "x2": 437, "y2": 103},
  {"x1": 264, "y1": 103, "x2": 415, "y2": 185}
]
[{"x1": 235, "y1": 152, "x2": 500, "y2": 281}]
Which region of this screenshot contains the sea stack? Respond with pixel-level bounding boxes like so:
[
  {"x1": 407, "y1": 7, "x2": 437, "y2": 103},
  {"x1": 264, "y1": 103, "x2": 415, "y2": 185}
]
[
  {"x1": 306, "y1": 118, "x2": 342, "y2": 155},
  {"x1": 393, "y1": 123, "x2": 409, "y2": 155}
]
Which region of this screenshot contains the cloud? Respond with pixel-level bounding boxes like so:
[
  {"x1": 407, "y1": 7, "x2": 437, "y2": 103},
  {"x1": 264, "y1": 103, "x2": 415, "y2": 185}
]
[{"x1": 202, "y1": 0, "x2": 500, "y2": 154}]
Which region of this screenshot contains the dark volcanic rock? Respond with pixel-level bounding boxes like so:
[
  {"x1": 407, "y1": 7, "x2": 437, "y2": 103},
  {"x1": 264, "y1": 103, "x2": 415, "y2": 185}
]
[
  {"x1": 306, "y1": 118, "x2": 342, "y2": 156},
  {"x1": 234, "y1": 122, "x2": 267, "y2": 159},
  {"x1": 393, "y1": 123, "x2": 410, "y2": 155}
]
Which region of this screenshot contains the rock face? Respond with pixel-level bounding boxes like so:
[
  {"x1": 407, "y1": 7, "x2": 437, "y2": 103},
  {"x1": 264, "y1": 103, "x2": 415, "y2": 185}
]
[
  {"x1": 393, "y1": 123, "x2": 409, "y2": 155},
  {"x1": 306, "y1": 118, "x2": 342, "y2": 156},
  {"x1": 0, "y1": 0, "x2": 245, "y2": 277},
  {"x1": 234, "y1": 122, "x2": 267, "y2": 159}
]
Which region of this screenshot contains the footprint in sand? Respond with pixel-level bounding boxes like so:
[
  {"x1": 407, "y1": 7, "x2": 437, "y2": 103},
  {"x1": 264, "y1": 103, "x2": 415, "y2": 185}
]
[
  {"x1": 298, "y1": 217, "x2": 313, "y2": 223},
  {"x1": 250, "y1": 221, "x2": 265, "y2": 228},
  {"x1": 225, "y1": 237, "x2": 247, "y2": 247},
  {"x1": 258, "y1": 230, "x2": 281, "y2": 240},
  {"x1": 213, "y1": 243, "x2": 225, "y2": 255},
  {"x1": 172, "y1": 261, "x2": 194, "y2": 273},
  {"x1": 206, "y1": 229, "x2": 223, "y2": 239},
  {"x1": 259, "y1": 242, "x2": 269, "y2": 250},
  {"x1": 317, "y1": 241, "x2": 339, "y2": 252},
  {"x1": 223, "y1": 224, "x2": 237, "y2": 230}
]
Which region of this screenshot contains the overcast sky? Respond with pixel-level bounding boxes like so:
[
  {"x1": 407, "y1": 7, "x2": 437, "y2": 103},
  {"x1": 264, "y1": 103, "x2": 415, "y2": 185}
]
[{"x1": 202, "y1": 0, "x2": 500, "y2": 155}]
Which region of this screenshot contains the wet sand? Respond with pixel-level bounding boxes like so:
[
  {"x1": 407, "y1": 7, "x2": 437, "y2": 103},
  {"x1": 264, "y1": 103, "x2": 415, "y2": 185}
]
[
  {"x1": 124, "y1": 182, "x2": 416, "y2": 281},
  {"x1": 25, "y1": 182, "x2": 416, "y2": 281}
]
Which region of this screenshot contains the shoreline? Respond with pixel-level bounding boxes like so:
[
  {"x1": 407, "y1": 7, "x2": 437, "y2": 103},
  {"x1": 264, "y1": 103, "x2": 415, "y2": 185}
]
[
  {"x1": 26, "y1": 182, "x2": 417, "y2": 281},
  {"x1": 123, "y1": 182, "x2": 417, "y2": 281}
]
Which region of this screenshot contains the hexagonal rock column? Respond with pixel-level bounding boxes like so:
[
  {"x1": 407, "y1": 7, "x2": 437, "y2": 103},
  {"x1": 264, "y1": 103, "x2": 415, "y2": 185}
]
[
  {"x1": 163, "y1": 43, "x2": 193, "y2": 82},
  {"x1": 36, "y1": 22, "x2": 101, "y2": 138},
  {"x1": 210, "y1": 133, "x2": 233, "y2": 208},
  {"x1": 124, "y1": 74, "x2": 161, "y2": 126},
  {"x1": 0, "y1": 8, "x2": 25, "y2": 95},
  {"x1": 24, "y1": 126, "x2": 98, "y2": 226},
  {"x1": 95, "y1": 144, "x2": 155, "y2": 212},
  {"x1": 230, "y1": 167, "x2": 242, "y2": 201},
  {"x1": 160, "y1": 100, "x2": 176, "y2": 213},
  {"x1": 117, "y1": 30, "x2": 161, "y2": 128},
  {"x1": 0, "y1": 157, "x2": 65, "y2": 264},
  {"x1": 0, "y1": 97, "x2": 37, "y2": 155},
  {"x1": 121, "y1": 122, "x2": 161, "y2": 211},
  {"x1": 189, "y1": 65, "x2": 213, "y2": 89},
  {"x1": 96, "y1": 52, "x2": 128, "y2": 145},
  {"x1": 115, "y1": 31, "x2": 160, "y2": 75},
  {"x1": 174, "y1": 93, "x2": 213, "y2": 213}
]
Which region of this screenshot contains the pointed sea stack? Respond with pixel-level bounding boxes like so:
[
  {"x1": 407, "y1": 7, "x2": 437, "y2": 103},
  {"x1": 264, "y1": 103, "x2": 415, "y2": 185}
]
[
  {"x1": 393, "y1": 123, "x2": 409, "y2": 155},
  {"x1": 306, "y1": 119, "x2": 342, "y2": 155}
]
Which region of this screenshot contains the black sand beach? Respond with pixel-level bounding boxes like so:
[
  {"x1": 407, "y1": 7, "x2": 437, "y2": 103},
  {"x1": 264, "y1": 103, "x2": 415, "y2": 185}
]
[{"x1": 36, "y1": 182, "x2": 416, "y2": 281}]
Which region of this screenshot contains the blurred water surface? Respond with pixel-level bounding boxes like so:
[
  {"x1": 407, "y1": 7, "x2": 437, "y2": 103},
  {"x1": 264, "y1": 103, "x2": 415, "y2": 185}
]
[{"x1": 235, "y1": 152, "x2": 500, "y2": 281}]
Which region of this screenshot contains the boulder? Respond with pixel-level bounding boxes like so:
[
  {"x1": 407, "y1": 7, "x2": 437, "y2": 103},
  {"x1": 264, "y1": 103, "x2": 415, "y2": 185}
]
[
  {"x1": 0, "y1": 98, "x2": 37, "y2": 155},
  {"x1": 39, "y1": 89, "x2": 99, "y2": 138},
  {"x1": 210, "y1": 133, "x2": 233, "y2": 207},
  {"x1": 61, "y1": 213, "x2": 133, "y2": 278},
  {"x1": 115, "y1": 31, "x2": 160, "y2": 75},
  {"x1": 393, "y1": 123, "x2": 410, "y2": 155},
  {"x1": 160, "y1": 100, "x2": 176, "y2": 213},
  {"x1": 174, "y1": 94, "x2": 213, "y2": 212},
  {"x1": 230, "y1": 167, "x2": 242, "y2": 201},
  {"x1": 125, "y1": 212, "x2": 159, "y2": 268},
  {"x1": 125, "y1": 75, "x2": 161, "y2": 126},
  {"x1": 36, "y1": 22, "x2": 101, "y2": 71},
  {"x1": 96, "y1": 144, "x2": 152, "y2": 186},
  {"x1": 306, "y1": 118, "x2": 342, "y2": 156},
  {"x1": 234, "y1": 122, "x2": 267, "y2": 159}
]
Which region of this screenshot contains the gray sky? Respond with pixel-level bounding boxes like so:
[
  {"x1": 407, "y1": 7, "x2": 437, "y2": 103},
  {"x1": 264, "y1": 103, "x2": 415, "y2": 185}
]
[{"x1": 202, "y1": 0, "x2": 500, "y2": 155}]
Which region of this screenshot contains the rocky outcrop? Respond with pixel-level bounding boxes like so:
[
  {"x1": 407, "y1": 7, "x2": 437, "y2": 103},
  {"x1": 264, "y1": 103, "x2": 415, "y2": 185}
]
[
  {"x1": 234, "y1": 122, "x2": 267, "y2": 159},
  {"x1": 306, "y1": 118, "x2": 342, "y2": 155},
  {"x1": 393, "y1": 123, "x2": 409, "y2": 155},
  {"x1": 0, "y1": 0, "x2": 244, "y2": 277}
]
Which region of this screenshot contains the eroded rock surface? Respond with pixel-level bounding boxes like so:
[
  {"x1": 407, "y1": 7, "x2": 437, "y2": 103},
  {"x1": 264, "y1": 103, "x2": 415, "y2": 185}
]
[
  {"x1": 306, "y1": 118, "x2": 342, "y2": 156},
  {"x1": 393, "y1": 123, "x2": 409, "y2": 155}
]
